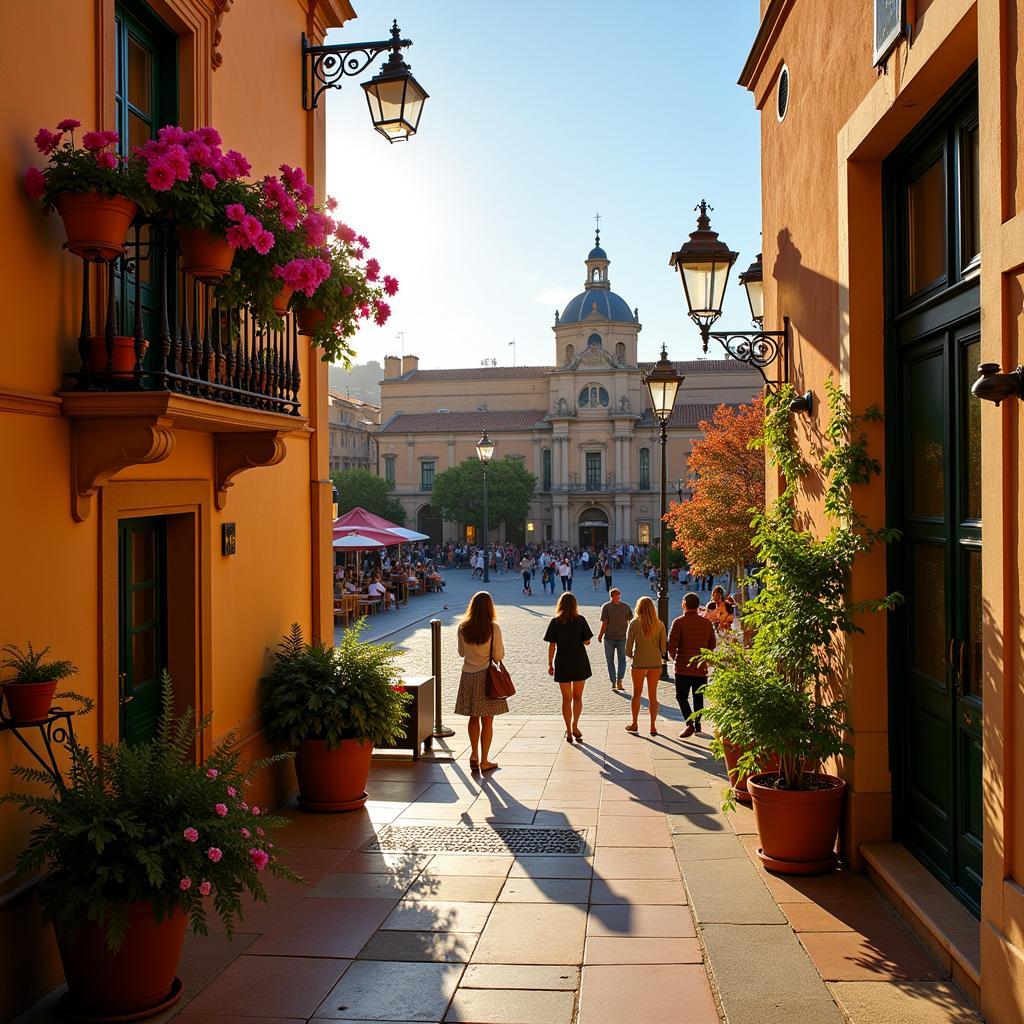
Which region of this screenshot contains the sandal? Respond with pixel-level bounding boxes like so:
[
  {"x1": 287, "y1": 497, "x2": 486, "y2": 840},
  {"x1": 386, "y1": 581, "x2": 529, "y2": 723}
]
[
  {"x1": 573, "y1": 729, "x2": 583, "y2": 741},
  {"x1": 625, "y1": 723, "x2": 638, "y2": 733},
  {"x1": 469, "y1": 759, "x2": 480, "y2": 772},
  {"x1": 565, "y1": 731, "x2": 574, "y2": 743},
  {"x1": 649, "y1": 728, "x2": 658, "y2": 737}
]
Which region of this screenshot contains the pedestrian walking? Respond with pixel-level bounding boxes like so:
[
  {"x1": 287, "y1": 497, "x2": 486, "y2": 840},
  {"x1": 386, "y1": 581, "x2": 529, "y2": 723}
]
[
  {"x1": 592, "y1": 559, "x2": 602, "y2": 590},
  {"x1": 705, "y1": 585, "x2": 735, "y2": 634},
  {"x1": 543, "y1": 591, "x2": 592, "y2": 742},
  {"x1": 519, "y1": 555, "x2": 533, "y2": 596},
  {"x1": 668, "y1": 592, "x2": 716, "y2": 738},
  {"x1": 454, "y1": 591, "x2": 508, "y2": 773},
  {"x1": 603, "y1": 559, "x2": 613, "y2": 592},
  {"x1": 559, "y1": 558, "x2": 572, "y2": 592},
  {"x1": 597, "y1": 587, "x2": 632, "y2": 690},
  {"x1": 624, "y1": 596, "x2": 666, "y2": 735}
]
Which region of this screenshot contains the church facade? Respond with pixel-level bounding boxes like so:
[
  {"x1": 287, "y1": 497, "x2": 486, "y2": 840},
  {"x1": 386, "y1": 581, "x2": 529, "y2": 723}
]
[{"x1": 376, "y1": 237, "x2": 762, "y2": 547}]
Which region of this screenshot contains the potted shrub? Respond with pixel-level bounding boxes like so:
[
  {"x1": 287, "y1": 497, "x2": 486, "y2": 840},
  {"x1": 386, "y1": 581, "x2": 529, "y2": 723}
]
[
  {"x1": 702, "y1": 380, "x2": 899, "y2": 874},
  {"x1": 292, "y1": 219, "x2": 399, "y2": 366},
  {"x1": 1, "y1": 642, "x2": 80, "y2": 724},
  {"x1": 23, "y1": 120, "x2": 150, "y2": 260},
  {"x1": 2, "y1": 676, "x2": 298, "y2": 1019},
  {"x1": 261, "y1": 621, "x2": 410, "y2": 812}
]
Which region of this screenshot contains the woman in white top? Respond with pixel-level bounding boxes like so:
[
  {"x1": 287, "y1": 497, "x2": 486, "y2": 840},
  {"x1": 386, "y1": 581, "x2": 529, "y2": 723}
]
[{"x1": 455, "y1": 590, "x2": 508, "y2": 772}]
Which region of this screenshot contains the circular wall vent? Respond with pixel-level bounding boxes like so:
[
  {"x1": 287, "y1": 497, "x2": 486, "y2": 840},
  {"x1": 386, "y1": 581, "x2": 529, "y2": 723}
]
[{"x1": 777, "y1": 65, "x2": 790, "y2": 122}]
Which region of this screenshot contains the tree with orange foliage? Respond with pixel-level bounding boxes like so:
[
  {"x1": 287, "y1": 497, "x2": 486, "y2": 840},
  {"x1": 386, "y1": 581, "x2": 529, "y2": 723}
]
[{"x1": 665, "y1": 396, "x2": 765, "y2": 582}]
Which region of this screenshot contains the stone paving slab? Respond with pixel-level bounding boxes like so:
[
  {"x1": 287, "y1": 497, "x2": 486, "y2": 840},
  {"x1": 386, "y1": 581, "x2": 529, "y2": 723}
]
[
  {"x1": 458, "y1": 965, "x2": 580, "y2": 990},
  {"x1": 443, "y1": 987, "x2": 576, "y2": 1023},
  {"x1": 314, "y1": 960, "x2": 464, "y2": 1022}
]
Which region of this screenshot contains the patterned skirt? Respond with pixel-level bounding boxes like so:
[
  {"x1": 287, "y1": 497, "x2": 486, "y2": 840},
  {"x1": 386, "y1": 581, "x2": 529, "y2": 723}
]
[{"x1": 454, "y1": 668, "x2": 510, "y2": 718}]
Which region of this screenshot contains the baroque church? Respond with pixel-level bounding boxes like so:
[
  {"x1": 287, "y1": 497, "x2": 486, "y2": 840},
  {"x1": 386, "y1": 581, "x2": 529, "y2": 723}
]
[{"x1": 376, "y1": 233, "x2": 762, "y2": 547}]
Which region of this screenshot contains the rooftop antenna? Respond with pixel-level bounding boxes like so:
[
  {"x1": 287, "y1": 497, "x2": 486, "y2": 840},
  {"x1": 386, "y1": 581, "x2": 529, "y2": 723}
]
[{"x1": 508, "y1": 339, "x2": 516, "y2": 367}]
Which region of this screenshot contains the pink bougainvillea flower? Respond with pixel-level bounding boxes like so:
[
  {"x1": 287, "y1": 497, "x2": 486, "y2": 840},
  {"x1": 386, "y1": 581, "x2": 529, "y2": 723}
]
[
  {"x1": 254, "y1": 229, "x2": 275, "y2": 255},
  {"x1": 207, "y1": 847, "x2": 223, "y2": 863},
  {"x1": 251, "y1": 805, "x2": 261, "y2": 816},
  {"x1": 279, "y1": 163, "x2": 307, "y2": 192},
  {"x1": 336, "y1": 223, "x2": 357, "y2": 244},
  {"x1": 299, "y1": 183, "x2": 315, "y2": 206},
  {"x1": 96, "y1": 151, "x2": 118, "y2": 170},
  {"x1": 200, "y1": 171, "x2": 217, "y2": 189},
  {"x1": 249, "y1": 848, "x2": 270, "y2": 871},
  {"x1": 102, "y1": 129, "x2": 120, "y2": 146},
  {"x1": 198, "y1": 881, "x2": 212, "y2": 897},
  {"x1": 302, "y1": 211, "x2": 335, "y2": 248},
  {"x1": 240, "y1": 827, "x2": 251, "y2": 839},
  {"x1": 215, "y1": 803, "x2": 228, "y2": 817},
  {"x1": 365, "y1": 258, "x2": 380, "y2": 282},
  {"x1": 226, "y1": 225, "x2": 248, "y2": 249},
  {"x1": 183, "y1": 827, "x2": 199, "y2": 842},
  {"x1": 164, "y1": 143, "x2": 190, "y2": 181},
  {"x1": 353, "y1": 248, "x2": 365, "y2": 261},
  {"x1": 383, "y1": 275, "x2": 399, "y2": 297},
  {"x1": 226, "y1": 786, "x2": 237, "y2": 798},
  {"x1": 263, "y1": 176, "x2": 288, "y2": 209},
  {"x1": 56, "y1": 118, "x2": 81, "y2": 131},
  {"x1": 358, "y1": 304, "x2": 371, "y2": 319},
  {"x1": 206, "y1": 768, "x2": 219, "y2": 779},
  {"x1": 256, "y1": 826, "x2": 265, "y2": 837},
  {"x1": 240, "y1": 801, "x2": 249, "y2": 810},
  {"x1": 226, "y1": 149, "x2": 251, "y2": 176},
  {"x1": 34, "y1": 128, "x2": 61, "y2": 154},
  {"x1": 342, "y1": 285, "x2": 353, "y2": 298},
  {"x1": 240, "y1": 214, "x2": 263, "y2": 245},
  {"x1": 145, "y1": 159, "x2": 176, "y2": 191},
  {"x1": 196, "y1": 126, "x2": 222, "y2": 147},
  {"x1": 374, "y1": 300, "x2": 391, "y2": 327},
  {"x1": 23, "y1": 167, "x2": 46, "y2": 199},
  {"x1": 326, "y1": 196, "x2": 338, "y2": 211},
  {"x1": 179, "y1": 877, "x2": 192, "y2": 890},
  {"x1": 280, "y1": 205, "x2": 301, "y2": 232},
  {"x1": 186, "y1": 140, "x2": 213, "y2": 167},
  {"x1": 357, "y1": 235, "x2": 370, "y2": 249},
  {"x1": 81, "y1": 130, "x2": 105, "y2": 151},
  {"x1": 225, "y1": 204, "x2": 245, "y2": 222},
  {"x1": 157, "y1": 124, "x2": 189, "y2": 145}
]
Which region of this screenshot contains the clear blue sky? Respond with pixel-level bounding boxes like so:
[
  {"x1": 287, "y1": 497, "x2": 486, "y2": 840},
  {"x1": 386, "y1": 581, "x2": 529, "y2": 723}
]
[{"x1": 324, "y1": 1, "x2": 762, "y2": 372}]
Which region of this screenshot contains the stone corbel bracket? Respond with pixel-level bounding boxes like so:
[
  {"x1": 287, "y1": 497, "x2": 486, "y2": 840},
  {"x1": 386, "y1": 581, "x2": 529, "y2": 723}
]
[{"x1": 214, "y1": 431, "x2": 288, "y2": 511}]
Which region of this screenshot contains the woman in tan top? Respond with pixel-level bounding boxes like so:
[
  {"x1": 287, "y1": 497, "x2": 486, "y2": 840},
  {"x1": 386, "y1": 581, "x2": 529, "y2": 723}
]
[
  {"x1": 455, "y1": 591, "x2": 508, "y2": 772},
  {"x1": 624, "y1": 596, "x2": 666, "y2": 736}
]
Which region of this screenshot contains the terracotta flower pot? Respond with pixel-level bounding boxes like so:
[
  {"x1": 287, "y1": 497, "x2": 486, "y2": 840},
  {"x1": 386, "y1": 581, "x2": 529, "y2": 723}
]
[
  {"x1": 1, "y1": 679, "x2": 58, "y2": 724},
  {"x1": 57, "y1": 903, "x2": 187, "y2": 1018},
  {"x1": 177, "y1": 227, "x2": 234, "y2": 281},
  {"x1": 720, "y1": 738, "x2": 778, "y2": 805},
  {"x1": 89, "y1": 335, "x2": 148, "y2": 380},
  {"x1": 273, "y1": 285, "x2": 294, "y2": 316},
  {"x1": 295, "y1": 737, "x2": 372, "y2": 812},
  {"x1": 296, "y1": 306, "x2": 326, "y2": 335},
  {"x1": 748, "y1": 772, "x2": 847, "y2": 875},
  {"x1": 55, "y1": 192, "x2": 137, "y2": 261}
]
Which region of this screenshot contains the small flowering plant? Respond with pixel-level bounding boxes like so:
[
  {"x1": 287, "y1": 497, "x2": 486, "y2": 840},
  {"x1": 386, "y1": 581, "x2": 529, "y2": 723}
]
[
  {"x1": 2, "y1": 676, "x2": 300, "y2": 951},
  {"x1": 22, "y1": 119, "x2": 151, "y2": 210}
]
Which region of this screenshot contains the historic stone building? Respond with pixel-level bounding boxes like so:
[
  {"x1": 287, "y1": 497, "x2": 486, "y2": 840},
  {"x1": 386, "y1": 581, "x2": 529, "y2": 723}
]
[
  {"x1": 328, "y1": 390, "x2": 380, "y2": 474},
  {"x1": 376, "y1": 237, "x2": 762, "y2": 546}
]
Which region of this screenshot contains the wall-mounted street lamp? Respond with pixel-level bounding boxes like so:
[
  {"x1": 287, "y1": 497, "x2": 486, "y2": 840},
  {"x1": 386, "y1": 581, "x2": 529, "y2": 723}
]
[
  {"x1": 476, "y1": 430, "x2": 495, "y2": 583},
  {"x1": 642, "y1": 346, "x2": 684, "y2": 664},
  {"x1": 302, "y1": 20, "x2": 428, "y2": 142},
  {"x1": 972, "y1": 363, "x2": 1023, "y2": 406},
  {"x1": 670, "y1": 201, "x2": 810, "y2": 413}
]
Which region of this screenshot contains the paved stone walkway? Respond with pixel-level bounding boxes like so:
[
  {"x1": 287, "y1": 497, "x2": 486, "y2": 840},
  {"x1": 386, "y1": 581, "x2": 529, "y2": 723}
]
[{"x1": 21, "y1": 712, "x2": 980, "y2": 1024}]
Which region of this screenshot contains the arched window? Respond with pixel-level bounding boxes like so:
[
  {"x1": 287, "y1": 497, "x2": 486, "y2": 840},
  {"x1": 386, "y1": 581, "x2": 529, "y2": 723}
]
[
  {"x1": 578, "y1": 384, "x2": 610, "y2": 408},
  {"x1": 587, "y1": 333, "x2": 602, "y2": 347},
  {"x1": 615, "y1": 342, "x2": 626, "y2": 360},
  {"x1": 639, "y1": 448, "x2": 650, "y2": 490},
  {"x1": 542, "y1": 448, "x2": 552, "y2": 490},
  {"x1": 591, "y1": 268, "x2": 602, "y2": 282},
  {"x1": 565, "y1": 344, "x2": 575, "y2": 363}
]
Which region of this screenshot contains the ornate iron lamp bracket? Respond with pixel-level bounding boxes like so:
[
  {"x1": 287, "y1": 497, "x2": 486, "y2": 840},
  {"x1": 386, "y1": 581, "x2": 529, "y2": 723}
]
[
  {"x1": 302, "y1": 24, "x2": 412, "y2": 111},
  {"x1": 0, "y1": 706, "x2": 79, "y2": 791},
  {"x1": 700, "y1": 316, "x2": 791, "y2": 395}
]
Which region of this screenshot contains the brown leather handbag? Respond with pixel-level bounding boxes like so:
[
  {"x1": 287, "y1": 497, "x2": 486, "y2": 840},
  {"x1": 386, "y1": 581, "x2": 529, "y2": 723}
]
[{"x1": 486, "y1": 631, "x2": 515, "y2": 699}]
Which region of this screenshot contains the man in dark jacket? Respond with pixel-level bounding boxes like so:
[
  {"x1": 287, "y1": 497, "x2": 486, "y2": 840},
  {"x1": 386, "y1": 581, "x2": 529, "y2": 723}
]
[{"x1": 667, "y1": 592, "x2": 716, "y2": 738}]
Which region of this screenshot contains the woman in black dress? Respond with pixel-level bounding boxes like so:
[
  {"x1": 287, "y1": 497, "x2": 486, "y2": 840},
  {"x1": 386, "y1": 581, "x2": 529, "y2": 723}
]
[{"x1": 543, "y1": 592, "x2": 593, "y2": 742}]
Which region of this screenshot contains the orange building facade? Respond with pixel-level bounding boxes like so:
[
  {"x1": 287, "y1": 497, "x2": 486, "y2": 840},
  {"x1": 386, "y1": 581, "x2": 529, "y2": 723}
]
[
  {"x1": 0, "y1": 1, "x2": 352, "y2": 1015},
  {"x1": 741, "y1": 0, "x2": 1024, "y2": 1018}
]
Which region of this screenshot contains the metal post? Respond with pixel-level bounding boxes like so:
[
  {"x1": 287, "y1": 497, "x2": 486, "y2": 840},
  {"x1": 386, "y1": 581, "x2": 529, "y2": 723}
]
[
  {"x1": 431, "y1": 618, "x2": 454, "y2": 738},
  {"x1": 482, "y1": 462, "x2": 490, "y2": 583},
  {"x1": 658, "y1": 420, "x2": 671, "y2": 681}
]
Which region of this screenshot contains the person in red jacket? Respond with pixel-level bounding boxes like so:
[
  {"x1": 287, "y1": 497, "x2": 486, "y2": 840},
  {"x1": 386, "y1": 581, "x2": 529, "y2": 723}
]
[{"x1": 668, "y1": 592, "x2": 717, "y2": 738}]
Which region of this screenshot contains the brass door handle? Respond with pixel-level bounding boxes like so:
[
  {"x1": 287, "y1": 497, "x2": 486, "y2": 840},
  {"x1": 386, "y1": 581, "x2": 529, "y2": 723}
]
[{"x1": 118, "y1": 672, "x2": 133, "y2": 706}]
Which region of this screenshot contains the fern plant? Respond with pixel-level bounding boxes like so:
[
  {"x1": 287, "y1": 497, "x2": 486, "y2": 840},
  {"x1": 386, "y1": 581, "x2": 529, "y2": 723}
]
[
  {"x1": 2, "y1": 642, "x2": 77, "y2": 684},
  {"x1": 261, "y1": 621, "x2": 410, "y2": 750},
  {"x1": 1, "y1": 676, "x2": 299, "y2": 951}
]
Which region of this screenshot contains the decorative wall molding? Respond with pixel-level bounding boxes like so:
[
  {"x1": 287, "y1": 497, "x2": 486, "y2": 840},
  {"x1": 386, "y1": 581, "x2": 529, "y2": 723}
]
[
  {"x1": 211, "y1": 0, "x2": 233, "y2": 69},
  {"x1": 214, "y1": 431, "x2": 288, "y2": 510}
]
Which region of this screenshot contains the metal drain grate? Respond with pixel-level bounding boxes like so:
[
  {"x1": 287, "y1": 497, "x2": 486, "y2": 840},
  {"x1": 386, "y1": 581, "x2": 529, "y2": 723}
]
[{"x1": 367, "y1": 824, "x2": 588, "y2": 855}]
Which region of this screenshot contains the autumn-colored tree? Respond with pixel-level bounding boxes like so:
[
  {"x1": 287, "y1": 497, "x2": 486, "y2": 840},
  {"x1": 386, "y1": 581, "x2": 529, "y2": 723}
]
[{"x1": 665, "y1": 396, "x2": 765, "y2": 580}]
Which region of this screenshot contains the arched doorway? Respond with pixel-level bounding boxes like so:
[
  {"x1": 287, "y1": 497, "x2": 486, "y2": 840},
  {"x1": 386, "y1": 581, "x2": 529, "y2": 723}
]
[
  {"x1": 416, "y1": 504, "x2": 443, "y2": 546},
  {"x1": 578, "y1": 508, "x2": 608, "y2": 552}
]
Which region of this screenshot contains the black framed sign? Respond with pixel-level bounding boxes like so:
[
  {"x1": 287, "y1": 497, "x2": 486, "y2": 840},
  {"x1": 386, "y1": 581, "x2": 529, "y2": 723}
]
[{"x1": 874, "y1": 0, "x2": 905, "y2": 65}]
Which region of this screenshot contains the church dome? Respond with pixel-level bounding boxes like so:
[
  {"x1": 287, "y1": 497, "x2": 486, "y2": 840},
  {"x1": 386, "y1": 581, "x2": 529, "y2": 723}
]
[
  {"x1": 587, "y1": 245, "x2": 607, "y2": 260},
  {"x1": 559, "y1": 289, "x2": 635, "y2": 324}
]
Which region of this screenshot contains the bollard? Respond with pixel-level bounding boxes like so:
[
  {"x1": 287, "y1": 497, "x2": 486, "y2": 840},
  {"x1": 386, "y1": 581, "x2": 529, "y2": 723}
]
[{"x1": 431, "y1": 618, "x2": 455, "y2": 738}]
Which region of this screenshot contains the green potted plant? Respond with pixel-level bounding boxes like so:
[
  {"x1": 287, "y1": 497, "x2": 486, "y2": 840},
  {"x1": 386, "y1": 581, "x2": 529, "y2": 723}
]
[
  {"x1": 0, "y1": 642, "x2": 81, "y2": 724},
  {"x1": 702, "y1": 380, "x2": 899, "y2": 874},
  {"x1": 2, "y1": 676, "x2": 298, "y2": 1019},
  {"x1": 261, "y1": 621, "x2": 410, "y2": 812},
  {"x1": 23, "y1": 119, "x2": 150, "y2": 261}
]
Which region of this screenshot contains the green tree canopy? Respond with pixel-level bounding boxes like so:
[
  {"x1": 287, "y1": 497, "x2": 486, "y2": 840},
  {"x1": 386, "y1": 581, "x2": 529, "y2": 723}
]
[
  {"x1": 430, "y1": 457, "x2": 536, "y2": 536},
  {"x1": 331, "y1": 468, "x2": 406, "y2": 525}
]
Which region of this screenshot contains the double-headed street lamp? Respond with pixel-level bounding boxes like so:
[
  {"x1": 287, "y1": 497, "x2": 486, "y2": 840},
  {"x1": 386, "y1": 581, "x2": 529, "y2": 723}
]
[
  {"x1": 476, "y1": 430, "x2": 495, "y2": 583},
  {"x1": 669, "y1": 201, "x2": 810, "y2": 413},
  {"x1": 643, "y1": 347, "x2": 685, "y2": 649}
]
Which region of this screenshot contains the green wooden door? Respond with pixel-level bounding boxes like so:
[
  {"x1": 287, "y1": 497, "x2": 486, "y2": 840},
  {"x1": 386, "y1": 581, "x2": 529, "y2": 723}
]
[
  {"x1": 118, "y1": 517, "x2": 167, "y2": 744},
  {"x1": 886, "y1": 70, "x2": 982, "y2": 911}
]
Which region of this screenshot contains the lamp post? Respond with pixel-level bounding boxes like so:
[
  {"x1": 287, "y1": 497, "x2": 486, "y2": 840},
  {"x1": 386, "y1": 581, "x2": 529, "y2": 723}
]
[
  {"x1": 476, "y1": 430, "x2": 495, "y2": 584},
  {"x1": 643, "y1": 347, "x2": 685, "y2": 649},
  {"x1": 302, "y1": 20, "x2": 429, "y2": 142},
  {"x1": 669, "y1": 202, "x2": 809, "y2": 412}
]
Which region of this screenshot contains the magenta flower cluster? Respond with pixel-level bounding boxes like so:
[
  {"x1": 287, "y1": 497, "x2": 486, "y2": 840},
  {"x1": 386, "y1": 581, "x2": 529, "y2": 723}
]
[
  {"x1": 275, "y1": 257, "x2": 331, "y2": 298},
  {"x1": 133, "y1": 125, "x2": 249, "y2": 193},
  {"x1": 226, "y1": 203, "x2": 274, "y2": 254}
]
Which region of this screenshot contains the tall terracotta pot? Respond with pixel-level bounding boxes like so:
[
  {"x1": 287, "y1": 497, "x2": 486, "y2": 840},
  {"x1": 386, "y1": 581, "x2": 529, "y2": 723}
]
[
  {"x1": 1, "y1": 679, "x2": 58, "y2": 724},
  {"x1": 720, "y1": 738, "x2": 777, "y2": 805},
  {"x1": 57, "y1": 903, "x2": 187, "y2": 1018},
  {"x1": 296, "y1": 306, "x2": 326, "y2": 335},
  {"x1": 89, "y1": 335, "x2": 149, "y2": 380},
  {"x1": 748, "y1": 772, "x2": 847, "y2": 875},
  {"x1": 273, "y1": 285, "x2": 294, "y2": 316},
  {"x1": 177, "y1": 227, "x2": 234, "y2": 281},
  {"x1": 295, "y1": 737, "x2": 372, "y2": 812},
  {"x1": 55, "y1": 192, "x2": 137, "y2": 261}
]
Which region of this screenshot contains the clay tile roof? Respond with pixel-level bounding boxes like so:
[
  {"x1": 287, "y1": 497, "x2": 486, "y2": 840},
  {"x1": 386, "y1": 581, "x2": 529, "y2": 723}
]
[
  {"x1": 636, "y1": 359, "x2": 755, "y2": 374},
  {"x1": 378, "y1": 409, "x2": 549, "y2": 434},
  {"x1": 636, "y1": 403, "x2": 737, "y2": 429},
  {"x1": 397, "y1": 366, "x2": 554, "y2": 382}
]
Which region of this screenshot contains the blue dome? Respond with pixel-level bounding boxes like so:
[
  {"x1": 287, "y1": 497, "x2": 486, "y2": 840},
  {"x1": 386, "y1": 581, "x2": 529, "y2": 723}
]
[
  {"x1": 588, "y1": 245, "x2": 607, "y2": 260},
  {"x1": 560, "y1": 289, "x2": 634, "y2": 325}
]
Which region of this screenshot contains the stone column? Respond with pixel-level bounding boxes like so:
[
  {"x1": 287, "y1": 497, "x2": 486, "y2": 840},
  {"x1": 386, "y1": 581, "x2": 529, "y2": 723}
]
[{"x1": 447, "y1": 438, "x2": 455, "y2": 467}]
